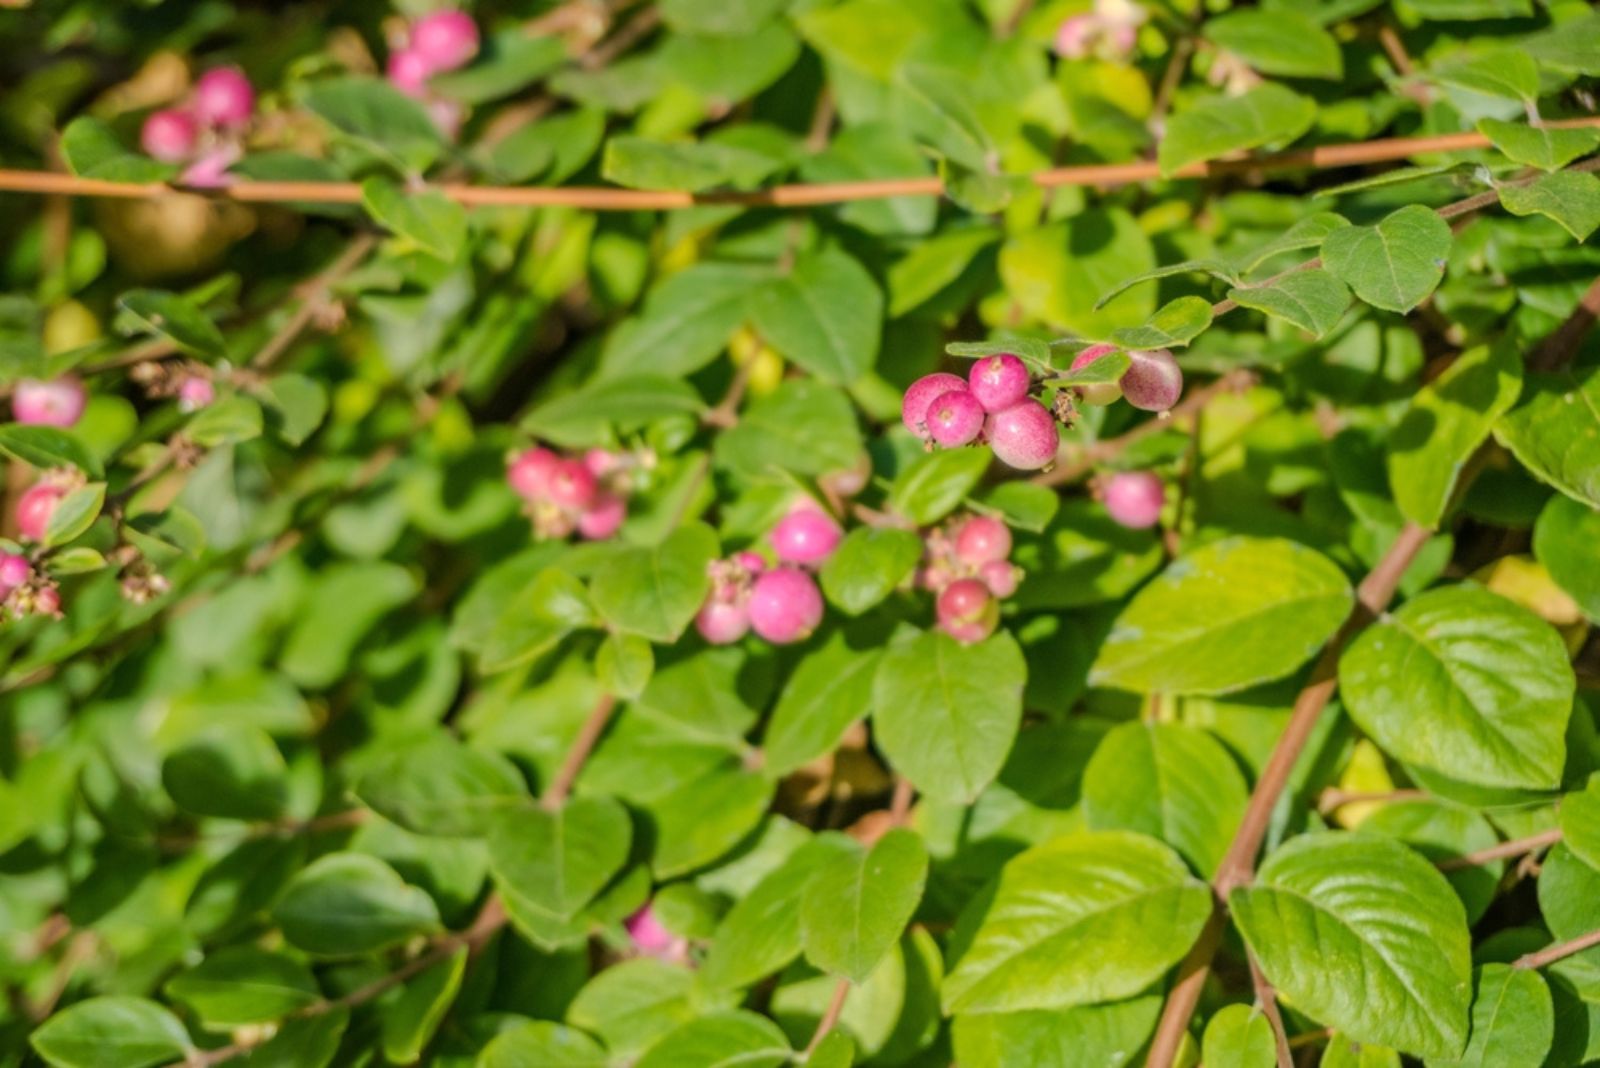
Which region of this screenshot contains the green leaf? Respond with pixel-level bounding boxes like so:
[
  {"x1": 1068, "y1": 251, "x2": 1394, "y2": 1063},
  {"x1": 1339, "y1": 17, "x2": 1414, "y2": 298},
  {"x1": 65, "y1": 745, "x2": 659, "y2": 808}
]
[
  {"x1": 1408, "y1": 0, "x2": 1529, "y2": 16},
  {"x1": 1495, "y1": 364, "x2": 1600, "y2": 508},
  {"x1": 451, "y1": 555, "x2": 593, "y2": 673},
  {"x1": 894, "y1": 63, "x2": 995, "y2": 171},
  {"x1": 800, "y1": 828, "x2": 928, "y2": 982},
  {"x1": 162, "y1": 726, "x2": 287, "y2": 822},
  {"x1": 1231, "y1": 832, "x2": 1472, "y2": 1059},
  {"x1": 164, "y1": 947, "x2": 319, "y2": 1028},
  {"x1": 231, "y1": 1010, "x2": 346, "y2": 1068},
  {"x1": 588, "y1": 523, "x2": 718, "y2": 643},
  {"x1": 596, "y1": 633, "x2": 654, "y2": 699},
  {"x1": 279, "y1": 561, "x2": 417, "y2": 689},
  {"x1": 750, "y1": 249, "x2": 882, "y2": 383},
  {"x1": 945, "y1": 337, "x2": 1054, "y2": 366},
  {"x1": 1109, "y1": 296, "x2": 1214, "y2": 350},
  {"x1": 889, "y1": 226, "x2": 1000, "y2": 313},
  {"x1": 952, "y1": 997, "x2": 1161, "y2": 1068},
  {"x1": 1321, "y1": 204, "x2": 1453, "y2": 314},
  {"x1": 117, "y1": 289, "x2": 226, "y2": 359},
  {"x1": 1477, "y1": 119, "x2": 1600, "y2": 172},
  {"x1": 46, "y1": 547, "x2": 106, "y2": 575},
  {"x1": 479, "y1": 1021, "x2": 610, "y2": 1068},
  {"x1": 1042, "y1": 350, "x2": 1132, "y2": 389},
  {"x1": 1424, "y1": 964, "x2": 1553, "y2": 1068},
  {"x1": 1430, "y1": 50, "x2": 1539, "y2": 103},
  {"x1": 30, "y1": 997, "x2": 191, "y2": 1068},
  {"x1": 302, "y1": 77, "x2": 444, "y2": 173},
  {"x1": 1535, "y1": 496, "x2": 1600, "y2": 621},
  {"x1": 602, "y1": 136, "x2": 781, "y2": 191},
  {"x1": 488, "y1": 796, "x2": 631, "y2": 924},
  {"x1": 355, "y1": 733, "x2": 528, "y2": 837},
  {"x1": 0, "y1": 424, "x2": 100, "y2": 476},
  {"x1": 1560, "y1": 773, "x2": 1600, "y2": 871},
  {"x1": 186, "y1": 395, "x2": 264, "y2": 448},
  {"x1": 635, "y1": 1012, "x2": 791, "y2": 1068},
  {"x1": 272, "y1": 852, "x2": 440, "y2": 956},
  {"x1": 1000, "y1": 210, "x2": 1156, "y2": 337},
  {"x1": 763, "y1": 633, "x2": 883, "y2": 774},
  {"x1": 523, "y1": 374, "x2": 705, "y2": 446},
  {"x1": 819, "y1": 527, "x2": 922, "y2": 616},
  {"x1": 1082, "y1": 722, "x2": 1249, "y2": 878},
  {"x1": 599, "y1": 263, "x2": 770, "y2": 380},
  {"x1": 1520, "y1": 11, "x2": 1600, "y2": 75},
  {"x1": 380, "y1": 945, "x2": 466, "y2": 1064},
  {"x1": 58, "y1": 117, "x2": 175, "y2": 182},
  {"x1": 873, "y1": 630, "x2": 1025, "y2": 803},
  {"x1": 1236, "y1": 212, "x2": 1350, "y2": 273},
  {"x1": 1339, "y1": 585, "x2": 1574, "y2": 789},
  {"x1": 259, "y1": 374, "x2": 328, "y2": 446},
  {"x1": 361, "y1": 179, "x2": 468, "y2": 261},
  {"x1": 42, "y1": 481, "x2": 104, "y2": 547},
  {"x1": 1498, "y1": 171, "x2": 1600, "y2": 242},
  {"x1": 1158, "y1": 84, "x2": 1317, "y2": 177},
  {"x1": 887, "y1": 448, "x2": 992, "y2": 525},
  {"x1": 661, "y1": 0, "x2": 789, "y2": 35},
  {"x1": 1389, "y1": 343, "x2": 1523, "y2": 528},
  {"x1": 712, "y1": 379, "x2": 862, "y2": 480},
  {"x1": 1205, "y1": 9, "x2": 1343, "y2": 79},
  {"x1": 427, "y1": 31, "x2": 566, "y2": 103},
  {"x1": 1091, "y1": 536, "x2": 1353, "y2": 696},
  {"x1": 568, "y1": 958, "x2": 723, "y2": 1055},
  {"x1": 1359, "y1": 799, "x2": 1504, "y2": 925},
  {"x1": 1094, "y1": 259, "x2": 1240, "y2": 311},
  {"x1": 1226, "y1": 269, "x2": 1351, "y2": 339},
  {"x1": 479, "y1": 106, "x2": 606, "y2": 184},
  {"x1": 943, "y1": 831, "x2": 1211, "y2": 1013}
]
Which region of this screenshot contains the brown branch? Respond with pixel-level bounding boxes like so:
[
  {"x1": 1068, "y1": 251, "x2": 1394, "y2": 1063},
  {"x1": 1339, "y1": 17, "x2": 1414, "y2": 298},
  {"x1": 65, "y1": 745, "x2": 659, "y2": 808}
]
[
  {"x1": 540, "y1": 693, "x2": 618, "y2": 810},
  {"x1": 1436, "y1": 828, "x2": 1563, "y2": 872},
  {"x1": 805, "y1": 978, "x2": 852, "y2": 1056},
  {"x1": 1248, "y1": 951, "x2": 1294, "y2": 1068},
  {"x1": 1515, "y1": 927, "x2": 1600, "y2": 971},
  {"x1": 1531, "y1": 274, "x2": 1600, "y2": 372},
  {"x1": 1150, "y1": 37, "x2": 1196, "y2": 138},
  {"x1": 249, "y1": 233, "x2": 377, "y2": 371}
]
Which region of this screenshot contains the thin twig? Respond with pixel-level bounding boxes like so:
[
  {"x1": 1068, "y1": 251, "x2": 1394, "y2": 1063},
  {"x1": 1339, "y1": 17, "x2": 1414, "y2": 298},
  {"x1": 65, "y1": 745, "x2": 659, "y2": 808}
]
[
  {"x1": 805, "y1": 978, "x2": 853, "y2": 1056},
  {"x1": 1248, "y1": 951, "x2": 1294, "y2": 1068},
  {"x1": 1436, "y1": 828, "x2": 1563, "y2": 872},
  {"x1": 249, "y1": 233, "x2": 377, "y2": 371},
  {"x1": 1515, "y1": 927, "x2": 1600, "y2": 971},
  {"x1": 541, "y1": 693, "x2": 618, "y2": 810}
]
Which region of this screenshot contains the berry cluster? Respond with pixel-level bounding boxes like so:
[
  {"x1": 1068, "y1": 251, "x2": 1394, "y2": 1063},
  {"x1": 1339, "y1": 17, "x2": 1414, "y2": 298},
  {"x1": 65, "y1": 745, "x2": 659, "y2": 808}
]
[
  {"x1": 506, "y1": 446, "x2": 638, "y2": 541},
  {"x1": 386, "y1": 10, "x2": 479, "y2": 137},
  {"x1": 1102, "y1": 470, "x2": 1166, "y2": 530},
  {"x1": 12, "y1": 377, "x2": 86, "y2": 429},
  {"x1": 140, "y1": 67, "x2": 256, "y2": 186},
  {"x1": 902, "y1": 355, "x2": 1061, "y2": 471},
  {"x1": 919, "y1": 514, "x2": 1020, "y2": 643},
  {"x1": 1054, "y1": 0, "x2": 1146, "y2": 60},
  {"x1": 0, "y1": 553, "x2": 58, "y2": 620},
  {"x1": 696, "y1": 502, "x2": 839, "y2": 646}
]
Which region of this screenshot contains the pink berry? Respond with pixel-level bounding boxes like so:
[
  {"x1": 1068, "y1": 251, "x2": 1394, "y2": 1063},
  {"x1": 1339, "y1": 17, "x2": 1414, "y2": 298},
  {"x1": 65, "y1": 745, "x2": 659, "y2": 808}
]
[
  {"x1": 1055, "y1": 14, "x2": 1097, "y2": 57},
  {"x1": 1071, "y1": 343, "x2": 1124, "y2": 406},
  {"x1": 547, "y1": 460, "x2": 597, "y2": 511},
  {"x1": 770, "y1": 505, "x2": 841, "y2": 566},
  {"x1": 967, "y1": 354, "x2": 1031, "y2": 413},
  {"x1": 954, "y1": 515, "x2": 1011, "y2": 567},
  {"x1": 734, "y1": 550, "x2": 767, "y2": 575},
  {"x1": 748, "y1": 568, "x2": 823, "y2": 645},
  {"x1": 1104, "y1": 471, "x2": 1165, "y2": 529},
  {"x1": 696, "y1": 598, "x2": 750, "y2": 645},
  {"x1": 177, "y1": 376, "x2": 216, "y2": 411},
  {"x1": 583, "y1": 449, "x2": 618, "y2": 477},
  {"x1": 507, "y1": 447, "x2": 560, "y2": 500},
  {"x1": 937, "y1": 578, "x2": 998, "y2": 644},
  {"x1": 16, "y1": 484, "x2": 65, "y2": 542},
  {"x1": 986, "y1": 399, "x2": 1060, "y2": 471},
  {"x1": 427, "y1": 98, "x2": 465, "y2": 141},
  {"x1": 1121, "y1": 349, "x2": 1183, "y2": 412},
  {"x1": 979, "y1": 560, "x2": 1019, "y2": 598},
  {"x1": 192, "y1": 67, "x2": 254, "y2": 128},
  {"x1": 926, "y1": 390, "x2": 986, "y2": 448},
  {"x1": 0, "y1": 554, "x2": 29, "y2": 593},
  {"x1": 410, "y1": 10, "x2": 480, "y2": 73},
  {"x1": 180, "y1": 146, "x2": 240, "y2": 189},
  {"x1": 387, "y1": 48, "x2": 433, "y2": 97},
  {"x1": 13, "y1": 378, "x2": 86, "y2": 428},
  {"x1": 577, "y1": 493, "x2": 626, "y2": 540},
  {"x1": 34, "y1": 587, "x2": 61, "y2": 617},
  {"x1": 625, "y1": 904, "x2": 688, "y2": 963},
  {"x1": 901, "y1": 373, "x2": 968, "y2": 441},
  {"x1": 140, "y1": 109, "x2": 198, "y2": 162}
]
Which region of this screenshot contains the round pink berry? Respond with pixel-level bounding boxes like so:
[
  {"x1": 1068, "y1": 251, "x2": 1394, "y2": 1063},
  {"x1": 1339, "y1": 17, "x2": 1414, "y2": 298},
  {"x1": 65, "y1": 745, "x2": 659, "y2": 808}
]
[
  {"x1": 979, "y1": 560, "x2": 1020, "y2": 598},
  {"x1": 937, "y1": 578, "x2": 998, "y2": 644},
  {"x1": 696, "y1": 598, "x2": 750, "y2": 645},
  {"x1": 967, "y1": 354, "x2": 1031, "y2": 413},
  {"x1": 140, "y1": 109, "x2": 198, "y2": 162},
  {"x1": 13, "y1": 378, "x2": 86, "y2": 428},
  {"x1": 954, "y1": 515, "x2": 1012, "y2": 567},
  {"x1": 986, "y1": 399, "x2": 1060, "y2": 471},
  {"x1": 583, "y1": 449, "x2": 619, "y2": 477},
  {"x1": 576, "y1": 493, "x2": 626, "y2": 541},
  {"x1": 192, "y1": 67, "x2": 254, "y2": 129},
  {"x1": 1121, "y1": 349, "x2": 1183, "y2": 413},
  {"x1": 901, "y1": 373, "x2": 968, "y2": 441},
  {"x1": 734, "y1": 550, "x2": 767, "y2": 575},
  {"x1": 625, "y1": 904, "x2": 687, "y2": 963},
  {"x1": 1071, "y1": 343, "x2": 1124, "y2": 406},
  {"x1": 748, "y1": 567, "x2": 824, "y2": 645},
  {"x1": 770, "y1": 504, "x2": 841, "y2": 566},
  {"x1": 0, "y1": 553, "x2": 30, "y2": 593},
  {"x1": 387, "y1": 47, "x2": 433, "y2": 97},
  {"x1": 926, "y1": 390, "x2": 986, "y2": 448},
  {"x1": 547, "y1": 460, "x2": 597, "y2": 511},
  {"x1": 177, "y1": 376, "x2": 215, "y2": 411},
  {"x1": 507, "y1": 447, "x2": 559, "y2": 500},
  {"x1": 34, "y1": 586, "x2": 61, "y2": 617},
  {"x1": 1103, "y1": 471, "x2": 1165, "y2": 529},
  {"x1": 1055, "y1": 14, "x2": 1097, "y2": 58},
  {"x1": 410, "y1": 10, "x2": 480, "y2": 73},
  {"x1": 180, "y1": 146, "x2": 240, "y2": 189},
  {"x1": 16, "y1": 484, "x2": 65, "y2": 542}
]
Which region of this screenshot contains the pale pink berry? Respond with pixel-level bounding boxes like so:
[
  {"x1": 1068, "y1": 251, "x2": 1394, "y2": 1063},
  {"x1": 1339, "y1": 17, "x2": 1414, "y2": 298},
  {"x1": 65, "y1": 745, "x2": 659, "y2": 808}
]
[
  {"x1": 967, "y1": 354, "x2": 1030, "y2": 413},
  {"x1": 918, "y1": 562, "x2": 952, "y2": 591},
  {"x1": 954, "y1": 515, "x2": 1011, "y2": 567},
  {"x1": 626, "y1": 904, "x2": 688, "y2": 963},
  {"x1": 191, "y1": 67, "x2": 254, "y2": 128},
  {"x1": 770, "y1": 505, "x2": 841, "y2": 566},
  {"x1": 577, "y1": 493, "x2": 626, "y2": 540},
  {"x1": 13, "y1": 378, "x2": 86, "y2": 428},
  {"x1": 583, "y1": 449, "x2": 619, "y2": 477},
  {"x1": 1071, "y1": 343, "x2": 1124, "y2": 406},
  {"x1": 140, "y1": 109, "x2": 198, "y2": 162},
  {"x1": 16, "y1": 484, "x2": 65, "y2": 542},
  {"x1": 734, "y1": 550, "x2": 767, "y2": 575},
  {"x1": 986, "y1": 400, "x2": 1060, "y2": 471},
  {"x1": 748, "y1": 568, "x2": 824, "y2": 644},
  {"x1": 820, "y1": 455, "x2": 871, "y2": 499},
  {"x1": 926, "y1": 390, "x2": 986, "y2": 448},
  {"x1": 979, "y1": 560, "x2": 1020, "y2": 598},
  {"x1": 34, "y1": 586, "x2": 62, "y2": 617},
  {"x1": 410, "y1": 10, "x2": 480, "y2": 73},
  {"x1": 937, "y1": 578, "x2": 998, "y2": 643},
  {"x1": 1104, "y1": 471, "x2": 1165, "y2": 529},
  {"x1": 901, "y1": 373, "x2": 968, "y2": 441},
  {"x1": 1055, "y1": 14, "x2": 1097, "y2": 58},
  {"x1": 0, "y1": 554, "x2": 29, "y2": 594},
  {"x1": 507, "y1": 447, "x2": 560, "y2": 500},
  {"x1": 180, "y1": 146, "x2": 240, "y2": 188},
  {"x1": 547, "y1": 460, "x2": 597, "y2": 511},
  {"x1": 1121, "y1": 349, "x2": 1183, "y2": 412},
  {"x1": 696, "y1": 598, "x2": 750, "y2": 645},
  {"x1": 177, "y1": 377, "x2": 215, "y2": 411},
  {"x1": 387, "y1": 48, "x2": 433, "y2": 97}
]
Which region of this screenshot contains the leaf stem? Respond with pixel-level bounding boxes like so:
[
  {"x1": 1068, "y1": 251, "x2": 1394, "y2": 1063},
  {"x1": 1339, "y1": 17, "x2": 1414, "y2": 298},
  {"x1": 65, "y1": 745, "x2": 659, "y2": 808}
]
[
  {"x1": 1515, "y1": 927, "x2": 1600, "y2": 971},
  {"x1": 541, "y1": 692, "x2": 619, "y2": 810}
]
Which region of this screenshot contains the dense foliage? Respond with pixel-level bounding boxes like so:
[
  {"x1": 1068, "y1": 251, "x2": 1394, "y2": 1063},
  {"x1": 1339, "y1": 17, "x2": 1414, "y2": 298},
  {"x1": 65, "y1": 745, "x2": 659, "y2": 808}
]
[{"x1": 3, "y1": 0, "x2": 1600, "y2": 1065}]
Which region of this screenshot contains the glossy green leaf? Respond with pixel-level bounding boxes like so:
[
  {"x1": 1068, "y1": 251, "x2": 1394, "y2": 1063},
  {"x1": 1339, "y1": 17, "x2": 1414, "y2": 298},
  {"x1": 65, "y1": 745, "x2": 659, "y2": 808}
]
[
  {"x1": 164, "y1": 947, "x2": 319, "y2": 1028},
  {"x1": 712, "y1": 379, "x2": 862, "y2": 480},
  {"x1": 951, "y1": 997, "x2": 1161, "y2": 1068},
  {"x1": 1202, "y1": 1004, "x2": 1277, "y2": 1068},
  {"x1": 800, "y1": 829, "x2": 928, "y2": 982},
  {"x1": 589, "y1": 523, "x2": 718, "y2": 642},
  {"x1": 354, "y1": 732, "x2": 527, "y2": 837},
  {"x1": 1205, "y1": 9, "x2": 1342, "y2": 79},
  {"x1": 1560, "y1": 773, "x2": 1600, "y2": 872},
  {"x1": 302, "y1": 76, "x2": 444, "y2": 172},
  {"x1": 1534, "y1": 495, "x2": 1600, "y2": 620},
  {"x1": 599, "y1": 263, "x2": 770, "y2": 380},
  {"x1": 1227, "y1": 269, "x2": 1351, "y2": 339},
  {"x1": 635, "y1": 1011, "x2": 791, "y2": 1068},
  {"x1": 1322, "y1": 205, "x2": 1453, "y2": 314},
  {"x1": 488, "y1": 796, "x2": 631, "y2": 924},
  {"x1": 42, "y1": 481, "x2": 104, "y2": 547},
  {"x1": 1158, "y1": 85, "x2": 1317, "y2": 176},
  {"x1": 818, "y1": 527, "x2": 922, "y2": 617},
  {"x1": 1109, "y1": 296, "x2": 1214, "y2": 350},
  {"x1": 271, "y1": 852, "x2": 440, "y2": 956},
  {"x1": 161, "y1": 725, "x2": 287, "y2": 822},
  {"x1": 1498, "y1": 171, "x2": 1600, "y2": 242},
  {"x1": 602, "y1": 136, "x2": 781, "y2": 191},
  {"x1": 887, "y1": 447, "x2": 992, "y2": 525},
  {"x1": 30, "y1": 997, "x2": 191, "y2": 1068},
  {"x1": 380, "y1": 945, "x2": 466, "y2": 1064},
  {"x1": 361, "y1": 179, "x2": 468, "y2": 261},
  {"x1": 1478, "y1": 119, "x2": 1600, "y2": 171},
  {"x1": 0, "y1": 424, "x2": 101, "y2": 475},
  {"x1": 479, "y1": 1021, "x2": 610, "y2": 1068},
  {"x1": 1424, "y1": 964, "x2": 1552, "y2": 1068},
  {"x1": 117, "y1": 289, "x2": 225, "y2": 359},
  {"x1": 1495, "y1": 364, "x2": 1600, "y2": 508},
  {"x1": 763, "y1": 634, "x2": 882, "y2": 775},
  {"x1": 751, "y1": 249, "x2": 882, "y2": 383}
]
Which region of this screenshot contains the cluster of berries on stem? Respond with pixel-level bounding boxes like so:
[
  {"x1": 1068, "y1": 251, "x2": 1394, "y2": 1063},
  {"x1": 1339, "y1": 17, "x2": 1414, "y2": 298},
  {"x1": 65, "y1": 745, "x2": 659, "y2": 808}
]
[
  {"x1": 506, "y1": 445, "x2": 643, "y2": 541},
  {"x1": 140, "y1": 66, "x2": 256, "y2": 186},
  {"x1": 386, "y1": 9, "x2": 480, "y2": 138},
  {"x1": 920, "y1": 514, "x2": 1020, "y2": 643},
  {"x1": 697, "y1": 500, "x2": 839, "y2": 646}
]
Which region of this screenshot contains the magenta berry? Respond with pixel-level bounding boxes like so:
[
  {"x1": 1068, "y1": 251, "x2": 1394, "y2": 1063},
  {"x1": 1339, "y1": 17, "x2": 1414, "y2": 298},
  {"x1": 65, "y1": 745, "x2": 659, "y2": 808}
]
[
  {"x1": 926, "y1": 389, "x2": 986, "y2": 447},
  {"x1": 192, "y1": 67, "x2": 254, "y2": 128},
  {"x1": 1071, "y1": 343, "x2": 1124, "y2": 406},
  {"x1": 16, "y1": 484, "x2": 65, "y2": 542},
  {"x1": 901, "y1": 373, "x2": 968, "y2": 440},
  {"x1": 387, "y1": 48, "x2": 432, "y2": 97},
  {"x1": 986, "y1": 399, "x2": 1060, "y2": 470},
  {"x1": 1121, "y1": 349, "x2": 1183, "y2": 412},
  {"x1": 770, "y1": 504, "x2": 841, "y2": 566},
  {"x1": 13, "y1": 377, "x2": 86, "y2": 428},
  {"x1": 967, "y1": 354, "x2": 1031, "y2": 413},
  {"x1": 180, "y1": 146, "x2": 240, "y2": 189},
  {"x1": 140, "y1": 109, "x2": 198, "y2": 162},
  {"x1": 1104, "y1": 471, "x2": 1165, "y2": 529},
  {"x1": 937, "y1": 578, "x2": 999, "y2": 643},
  {"x1": 625, "y1": 904, "x2": 688, "y2": 963},
  {"x1": 33, "y1": 586, "x2": 62, "y2": 617},
  {"x1": 979, "y1": 560, "x2": 1020, "y2": 598},
  {"x1": 583, "y1": 448, "x2": 619, "y2": 477},
  {"x1": 410, "y1": 10, "x2": 480, "y2": 72},
  {"x1": 177, "y1": 377, "x2": 215, "y2": 411},
  {"x1": 954, "y1": 515, "x2": 1012, "y2": 567},
  {"x1": 734, "y1": 550, "x2": 767, "y2": 575},
  {"x1": 696, "y1": 598, "x2": 751, "y2": 645},
  {"x1": 0, "y1": 554, "x2": 29, "y2": 594},
  {"x1": 546, "y1": 460, "x2": 597, "y2": 511},
  {"x1": 507, "y1": 447, "x2": 559, "y2": 500},
  {"x1": 576, "y1": 493, "x2": 626, "y2": 541},
  {"x1": 748, "y1": 567, "x2": 823, "y2": 644},
  {"x1": 1055, "y1": 14, "x2": 1097, "y2": 58}
]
